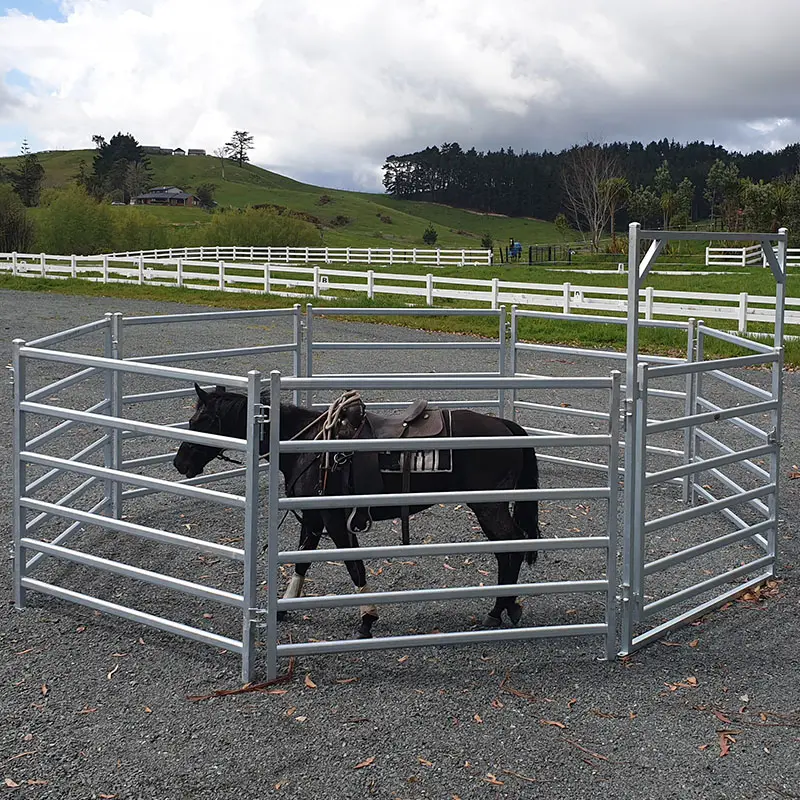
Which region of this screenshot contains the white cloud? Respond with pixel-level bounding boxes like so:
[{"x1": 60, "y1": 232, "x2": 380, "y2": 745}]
[{"x1": 2, "y1": 0, "x2": 800, "y2": 189}]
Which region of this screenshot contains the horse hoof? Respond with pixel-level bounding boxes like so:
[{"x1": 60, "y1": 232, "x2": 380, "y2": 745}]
[
  {"x1": 356, "y1": 628, "x2": 373, "y2": 640},
  {"x1": 506, "y1": 604, "x2": 523, "y2": 626},
  {"x1": 484, "y1": 613, "x2": 503, "y2": 629}
]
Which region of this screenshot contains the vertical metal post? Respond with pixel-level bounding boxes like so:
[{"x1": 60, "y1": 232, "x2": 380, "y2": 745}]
[
  {"x1": 606, "y1": 370, "x2": 621, "y2": 659},
  {"x1": 292, "y1": 304, "x2": 302, "y2": 407},
  {"x1": 12, "y1": 339, "x2": 27, "y2": 609},
  {"x1": 509, "y1": 306, "x2": 519, "y2": 422},
  {"x1": 621, "y1": 222, "x2": 641, "y2": 655},
  {"x1": 265, "y1": 370, "x2": 282, "y2": 681},
  {"x1": 682, "y1": 319, "x2": 697, "y2": 505},
  {"x1": 241, "y1": 370, "x2": 262, "y2": 684},
  {"x1": 632, "y1": 362, "x2": 649, "y2": 620},
  {"x1": 768, "y1": 346, "x2": 784, "y2": 569},
  {"x1": 774, "y1": 228, "x2": 787, "y2": 347},
  {"x1": 497, "y1": 306, "x2": 506, "y2": 417},
  {"x1": 109, "y1": 313, "x2": 124, "y2": 519},
  {"x1": 693, "y1": 322, "x2": 705, "y2": 507},
  {"x1": 305, "y1": 305, "x2": 314, "y2": 409}
]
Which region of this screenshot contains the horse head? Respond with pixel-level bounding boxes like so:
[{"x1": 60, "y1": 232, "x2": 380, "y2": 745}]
[{"x1": 173, "y1": 383, "x2": 238, "y2": 478}]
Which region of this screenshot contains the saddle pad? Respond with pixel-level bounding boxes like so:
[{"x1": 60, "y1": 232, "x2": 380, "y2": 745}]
[{"x1": 378, "y1": 448, "x2": 453, "y2": 473}]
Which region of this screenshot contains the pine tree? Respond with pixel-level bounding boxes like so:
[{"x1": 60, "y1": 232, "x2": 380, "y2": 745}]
[
  {"x1": 11, "y1": 140, "x2": 45, "y2": 207},
  {"x1": 224, "y1": 131, "x2": 254, "y2": 167}
]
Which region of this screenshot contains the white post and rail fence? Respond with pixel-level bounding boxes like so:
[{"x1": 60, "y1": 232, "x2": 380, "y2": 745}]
[{"x1": 1, "y1": 250, "x2": 796, "y2": 336}]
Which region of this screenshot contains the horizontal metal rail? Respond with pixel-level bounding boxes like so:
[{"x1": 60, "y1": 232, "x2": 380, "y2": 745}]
[
  {"x1": 512, "y1": 308, "x2": 689, "y2": 330},
  {"x1": 644, "y1": 444, "x2": 774, "y2": 486},
  {"x1": 692, "y1": 483, "x2": 751, "y2": 534},
  {"x1": 281, "y1": 486, "x2": 609, "y2": 511},
  {"x1": 123, "y1": 384, "x2": 217, "y2": 405},
  {"x1": 643, "y1": 518, "x2": 775, "y2": 576},
  {"x1": 643, "y1": 484, "x2": 774, "y2": 534},
  {"x1": 703, "y1": 369, "x2": 773, "y2": 400},
  {"x1": 310, "y1": 307, "x2": 502, "y2": 317},
  {"x1": 694, "y1": 428, "x2": 770, "y2": 478},
  {"x1": 26, "y1": 497, "x2": 109, "y2": 573},
  {"x1": 513, "y1": 342, "x2": 682, "y2": 363},
  {"x1": 279, "y1": 434, "x2": 609, "y2": 454},
  {"x1": 124, "y1": 307, "x2": 300, "y2": 325},
  {"x1": 311, "y1": 341, "x2": 499, "y2": 351},
  {"x1": 21, "y1": 451, "x2": 246, "y2": 508},
  {"x1": 629, "y1": 572, "x2": 773, "y2": 651},
  {"x1": 19, "y1": 346, "x2": 249, "y2": 388},
  {"x1": 703, "y1": 468, "x2": 770, "y2": 518},
  {"x1": 26, "y1": 400, "x2": 110, "y2": 451},
  {"x1": 276, "y1": 623, "x2": 608, "y2": 657},
  {"x1": 698, "y1": 325, "x2": 776, "y2": 354},
  {"x1": 278, "y1": 579, "x2": 607, "y2": 612},
  {"x1": 27, "y1": 318, "x2": 108, "y2": 348},
  {"x1": 26, "y1": 367, "x2": 100, "y2": 403},
  {"x1": 26, "y1": 475, "x2": 100, "y2": 536},
  {"x1": 21, "y1": 539, "x2": 244, "y2": 607},
  {"x1": 514, "y1": 400, "x2": 610, "y2": 421},
  {"x1": 19, "y1": 498, "x2": 245, "y2": 561},
  {"x1": 642, "y1": 555, "x2": 774, "y2": 618},
  {"x1": 695, "y1": 396, "x2": 771, "y2": 442},
  {"x1": 129, "y1": 343, "x2": 294, "y2": 365},
  {"x1": 26, "y1": 434, "x2": 109, "y2": 494},
  {"x1": 282, "y1": 375, "x2": 614, "y2": 391},
  {"x1": 646, "y1": 400, "x2": 776, "y2": 435},
  {"x1": 280, "y1": 535, "x2": 609, "y2": 564},
  {"x1": 20, "y1": 401, "x2": 248, "y2": 451},
  {"x1": 646, "y1": 351, "x2": 777, "y2": 379},
  {"x1": 20, "y1": 578, "x2": 243, "y2": 652}
]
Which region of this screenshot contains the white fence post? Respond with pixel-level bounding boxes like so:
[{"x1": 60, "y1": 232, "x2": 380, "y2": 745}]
[
  {"x1": 426, "y1": 273, "x2": 434, "y2": 306},
  {"x1": 436, "y1": 249, "x2": 441, "y2": 268},
  {"x1": 645, "y1": 286, "x2": 654, "y2": 321},
  {"x1": 491, "y1": 278, "x2": 499, "y2": 310},
  {"x1": 138, "y1": 256, "x2": 144, "y2": 285},
  {"x1": 367, "y1": 269, "x2": 375, "y2": 301},
  {"x1": 176, "y1": 258, "x2": 183, "y2": 288},
  {"x1": 264, "y1": 264, "x2": 271, "y2": 294},
  {"x1": 102, "y1": 255, "x2": 109, "y2": 284},
  {"x1": 11, "y1": 252, "x2": 18, "y2": 276},
  {"x1": 742, "y1": 248, "x2": 746, "y2": 267},
  {"x1": 219, "y1": 261, "x2": 225, "y2": 291},
  {"x1": 40, "y1": 254, "x2": 46, "y2": 276},
  {"x1": 738, "y1": 292, "x2": 748, "y2": 333},
  {"x1": 313, "y1": 265, "x2": 320, "y2": 297},
  {"x1": 461, "y1": 249, "x2": 466, "y2": 266},
  {"x1": 346, "y1": 247, "x2": 351, "y2": 264},
  {"x1": 563, "y1": 282, "x2": 571, "y2": 314},
  {"x1": 71, "y1": 254, "x2": 77, "y2": 279}
]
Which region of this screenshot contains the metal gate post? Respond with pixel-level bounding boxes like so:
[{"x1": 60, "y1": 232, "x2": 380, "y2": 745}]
[
  {"x1": 621, "y1": 223, "x2": 642, "y2": 654},
  {"x1": 305, "y1": 305, "x2": 314, "y2": 409},
  {"x1": 682, "y1": 319, "x2": 697, "y2": 505},
  {"x1": 605, "y1": 370, "x2": 622, "y2": 660},
  {"x1": 632, "y1": 363, "x2": 649, "y2": 619},
  {"x1": 292, "y1": 304, "x2": 302, "y2": 407},
  {"x1": 265, "y1": 370, "x2": 283, "y2": 681},
  {"x1": 109, "y1": 313, "x2": 124, "y2": 519},
  {"x1": 509, "y1": 306, "x2": 519, "y2": 422},
  {"x1": 11, "y1": 339, "x2": 27, "y2": 609},
  {"x1": 241, "y1": 369, "x2": 263, "y2": 683},
  {"x1": 497, "y1": 306, "x2": 506, "y2": 417}
]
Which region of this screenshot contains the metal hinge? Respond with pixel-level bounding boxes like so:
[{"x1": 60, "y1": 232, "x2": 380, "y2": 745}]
[
  {"x1": 768, "y1": 428, "x2": 780, "y2": 446},
  {"x1": 5, "y1": 363, "x2": 14, "y2": 386}
]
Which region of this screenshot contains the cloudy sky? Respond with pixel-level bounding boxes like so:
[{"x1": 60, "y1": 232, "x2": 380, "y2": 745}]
[{"x1": 1, "y1": 0, "x2": 799, "y2": 191}]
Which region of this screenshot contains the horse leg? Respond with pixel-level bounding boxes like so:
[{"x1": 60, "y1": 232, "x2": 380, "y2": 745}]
[
  {"x1": 324, "y1": 516, "x2": 378, "y2": 640},
  {"x1": 278, "y1": 514, "x2": 322, "y2": 622},
  {"x1": 469, "y1": 502, "x2": 527, "y2": 627}
]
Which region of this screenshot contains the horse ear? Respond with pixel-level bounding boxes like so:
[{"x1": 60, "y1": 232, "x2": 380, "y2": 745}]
[
  {"x1": 214, "y1": 385, "x2": 226, "y2": 394},
  {"x1": 194, "y1": 383, "x2": 209, "y2": 403}
]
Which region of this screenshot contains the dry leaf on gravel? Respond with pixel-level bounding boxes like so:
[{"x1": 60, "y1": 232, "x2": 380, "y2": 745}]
[
  {"x1": 417, "y1": 757, "x2": 433, "y2": 767},
  {"x1": 26, "y1": 780, "x2": 47, "y2": 786},
  {"x1": 304, "y1": 674, "x2": 317, "y2": 690},
  {"x1": 40, "y1": 684, "x2": 48, "y2": 696},
  {"x1": 354, "y1": 756, "x2": 375, "y2": 769},
  {"x1": 540, "y1": 719, "x2": 566, "y2": 729},
  {"x1": 718, "y1": 731, "x2": 738, "y2": 757},
  {"x1": 482, "y1": 774, "x2": 504, "y2": 786},
  {"x1": 665, "y1": 676, "x2": 698, "y2": 691},
  {"x1": 473, "y1": 714, "x2": 483, "y2": 724},
  {"x1": 4, "y1": 778, "x2": 20, "y2": 789},
  {"x1": 77, "y1": 707, "x2": 97, "y2": 715},
  {"x1": 335, "y1": 678, "x2": 359, "y2": 684},
  {"x1": 106, "y1": 664, "x2": 119, "y2": 680}
]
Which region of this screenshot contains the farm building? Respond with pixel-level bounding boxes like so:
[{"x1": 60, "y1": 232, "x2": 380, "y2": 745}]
[
  {"x1": 188, "y1": 148, "x2": 206, "y2": 156},
  {"x1": 132, "y1": 186, "x2": 200, "y2": 207}
]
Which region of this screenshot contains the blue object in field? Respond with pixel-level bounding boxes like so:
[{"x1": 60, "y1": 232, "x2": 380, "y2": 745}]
[{"x1": 510, "y1": 241, "x2": 522, "y2": 259}]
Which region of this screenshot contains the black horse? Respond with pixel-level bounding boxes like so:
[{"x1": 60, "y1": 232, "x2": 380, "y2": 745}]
[{"x1": 173, "y1": 384, "x2": 541, "y2": 638}]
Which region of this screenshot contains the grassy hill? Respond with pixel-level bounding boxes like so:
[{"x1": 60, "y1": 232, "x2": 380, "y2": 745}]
[{"x1": 0, "y1": 149, "x2": 565, "y2": 249}]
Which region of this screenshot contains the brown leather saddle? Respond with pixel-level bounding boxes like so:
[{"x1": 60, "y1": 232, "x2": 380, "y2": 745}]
[{"x1": 339, "y1": 400, "x2": 451, "y2": 543}]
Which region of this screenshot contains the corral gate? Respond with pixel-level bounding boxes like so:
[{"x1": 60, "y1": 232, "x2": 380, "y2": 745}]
[{"x1": 9, "y1": 225, "x2": 788, "y2": 682}]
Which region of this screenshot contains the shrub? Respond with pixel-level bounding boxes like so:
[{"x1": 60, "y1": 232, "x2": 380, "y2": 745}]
[
  {"x1": 318, "y1": 194, "x2": 332, "y2": 205},
  {"x1": 0, "y1": 185, "x2": 35, "y2": 252},
  {"x1": 379, "y1": 214, "x2": 392, "y2": 224},
  {"x1": 480, "y1": 231, "x2": 493, "y2": 250},
  {"x1": 422, "y1": 224, "x2": 438, "y2": 245},
  {"x1": 199, "y1": 207, "x2": 322, "y2": 247},
  {"x1": 36, "y1": 186, "x2": 115, "y2": 254},
  {"x1": 330, "y1": 214, "x2": 351, "y2": 227}
]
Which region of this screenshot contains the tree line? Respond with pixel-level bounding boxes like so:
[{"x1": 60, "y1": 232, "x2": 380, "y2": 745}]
[{"x1": 383, "y1": 139, "x2": 800, "y2": 247}]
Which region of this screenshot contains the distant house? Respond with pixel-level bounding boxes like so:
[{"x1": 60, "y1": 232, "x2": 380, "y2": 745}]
[
  {"x1": 132, "y1": 186, "x2": 200, "y2": 207},
  {"x1": 172, "y1": 147, "x2": 186, "y2": 156},
  {"x1": 188, "y1": 148, "x2": 206, "y2": 156},
  {"x1": 143, "y1": 145, "x2": 162, "y2": 155}
]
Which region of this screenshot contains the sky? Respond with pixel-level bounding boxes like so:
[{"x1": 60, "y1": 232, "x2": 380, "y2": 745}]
[{"x1": 1, "y1": 0, "x2": 800, "y2": 191}]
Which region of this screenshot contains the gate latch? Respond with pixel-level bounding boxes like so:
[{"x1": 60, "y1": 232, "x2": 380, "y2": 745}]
[
  {"x1": 5, "y1": 363, "x2": 14, "y2": 387},
  {"x1": 767, "y1": 428, "x2": 780, "y2": 446}
]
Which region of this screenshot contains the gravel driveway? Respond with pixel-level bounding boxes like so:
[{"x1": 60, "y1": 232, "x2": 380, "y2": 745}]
[{"x1": 1, "y1": 288, "x2": 799, "y2": 800}]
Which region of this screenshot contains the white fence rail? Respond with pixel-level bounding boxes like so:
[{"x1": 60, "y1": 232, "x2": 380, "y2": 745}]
[
  {"x1": 105, "y1": 245, "x2": 493, "y2": 267},
  {"x1": 1, "y1": 251, "x2": 796, "y2": 333},
  {"x1": 706, "y1": 245, "x2": 800, "y2": 268}
]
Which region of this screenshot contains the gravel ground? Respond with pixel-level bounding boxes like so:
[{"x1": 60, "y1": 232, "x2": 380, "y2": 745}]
[{"x1": 2, "y1": 288, "x2": 799, "y2": 800}]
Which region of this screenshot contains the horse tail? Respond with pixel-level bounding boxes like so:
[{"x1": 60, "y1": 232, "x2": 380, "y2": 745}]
[{"x1": 501, "y1": 418, "x2": 541, "y2": 566}]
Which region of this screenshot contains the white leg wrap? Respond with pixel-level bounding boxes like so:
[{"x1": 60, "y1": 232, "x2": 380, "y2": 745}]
[
  {"x1": 283, "y1": 574, "x2": 305, "y2": 600},
  {"x1": 359, "y1": 584, "x2": 378, "y2": 618}
]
